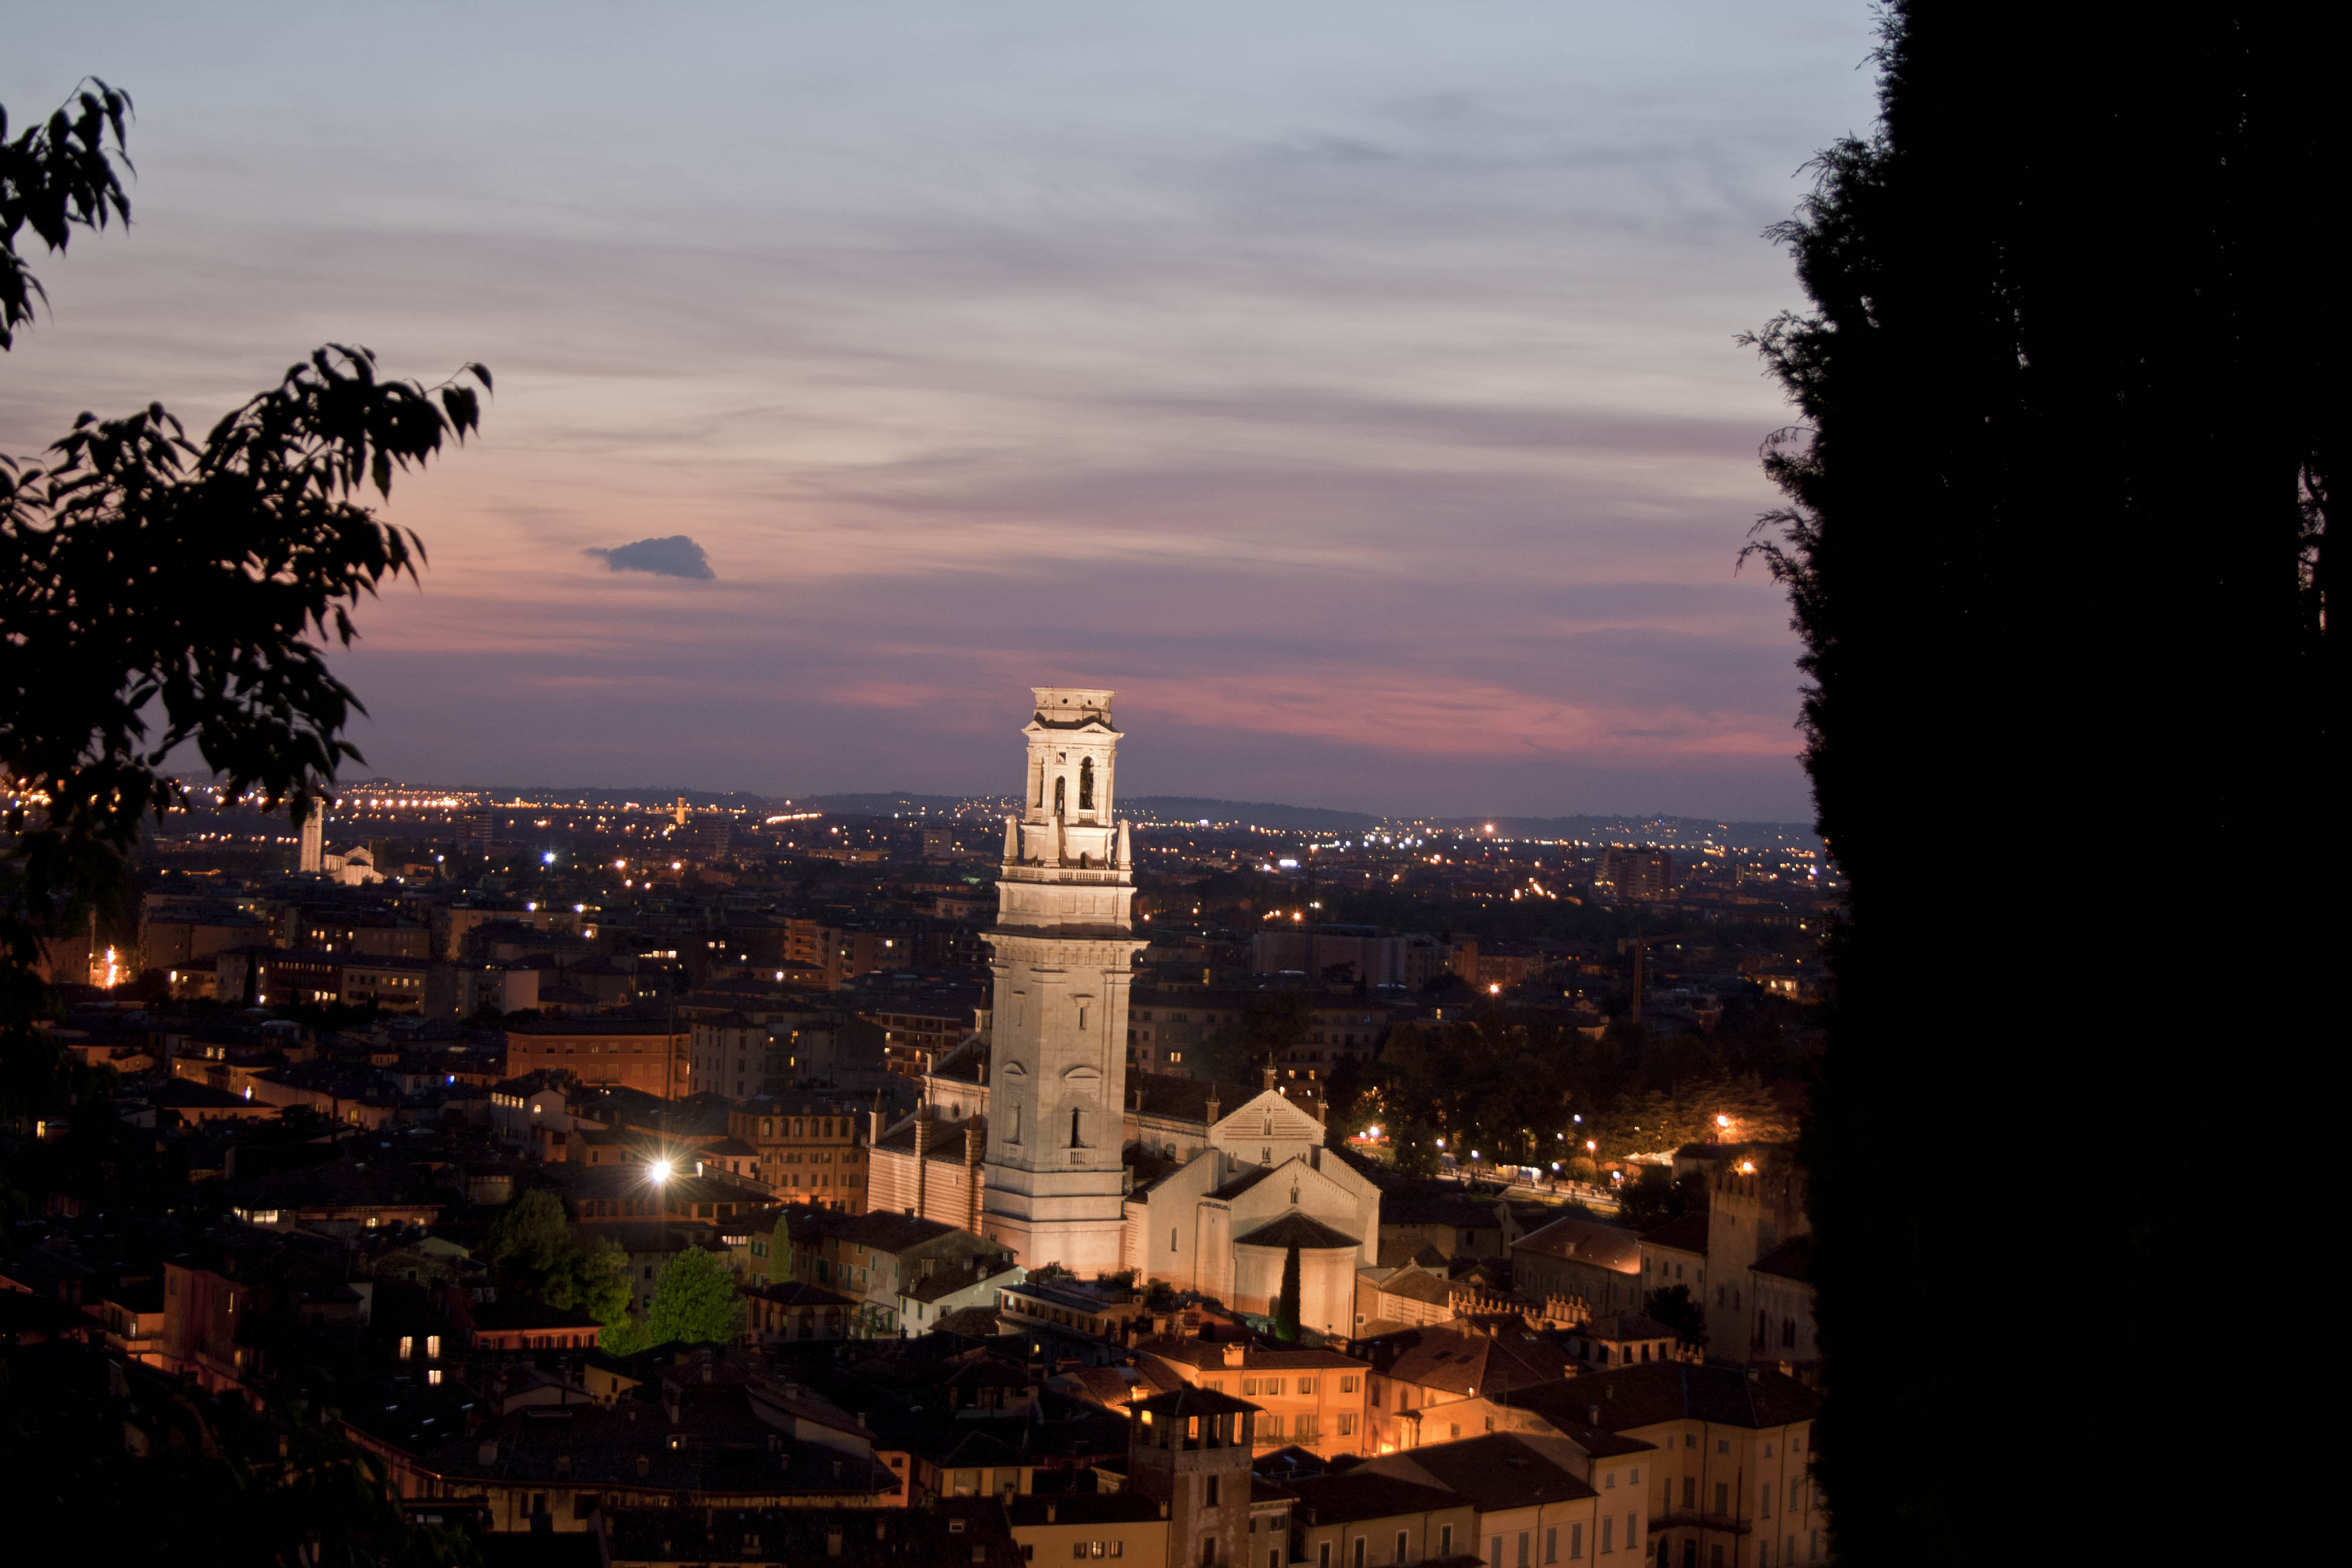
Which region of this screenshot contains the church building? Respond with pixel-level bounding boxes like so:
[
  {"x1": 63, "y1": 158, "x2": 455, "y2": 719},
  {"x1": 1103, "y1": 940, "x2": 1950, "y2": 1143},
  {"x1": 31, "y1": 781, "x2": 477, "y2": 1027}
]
[{"x1": 862, "y1": 687, "x2": 1380, "y2": 1316}]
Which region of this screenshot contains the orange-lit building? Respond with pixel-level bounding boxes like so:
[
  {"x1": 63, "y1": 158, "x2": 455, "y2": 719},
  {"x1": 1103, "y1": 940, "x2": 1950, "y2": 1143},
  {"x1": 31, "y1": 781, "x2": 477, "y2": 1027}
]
[{"x1": 504, "y1": 1018, "x2": 690, "y2": 1096}]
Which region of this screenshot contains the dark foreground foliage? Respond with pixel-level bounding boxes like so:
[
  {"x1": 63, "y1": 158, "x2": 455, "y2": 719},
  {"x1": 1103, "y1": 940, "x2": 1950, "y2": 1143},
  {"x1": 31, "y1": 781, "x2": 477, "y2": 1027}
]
[{"x1": 1749, "y1": 6, "x2": 2333, "y2": 1562}]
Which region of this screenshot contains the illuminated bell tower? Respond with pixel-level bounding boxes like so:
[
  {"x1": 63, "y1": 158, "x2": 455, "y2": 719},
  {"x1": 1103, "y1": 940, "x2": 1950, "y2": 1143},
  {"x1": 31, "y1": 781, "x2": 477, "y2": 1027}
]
[{"x1": 980, "y1": 687, "x2": 1148, "y2": 1273}]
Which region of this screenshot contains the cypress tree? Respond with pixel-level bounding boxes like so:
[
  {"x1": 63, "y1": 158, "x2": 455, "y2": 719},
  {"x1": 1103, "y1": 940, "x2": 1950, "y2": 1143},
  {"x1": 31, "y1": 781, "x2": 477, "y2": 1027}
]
[
  {"x1": 1274, "y1": 1244, "x2": 1302, "y2": 1343},
  {"x1": 1750, "y1": 5, "x2": 2331, "y2": 1562}
]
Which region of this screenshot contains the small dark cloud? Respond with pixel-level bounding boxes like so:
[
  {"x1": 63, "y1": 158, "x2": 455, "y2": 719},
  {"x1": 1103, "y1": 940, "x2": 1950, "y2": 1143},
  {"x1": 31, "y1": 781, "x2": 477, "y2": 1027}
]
[{"x1": 584, "y1": 535, "x2": 714, "y2": 580}]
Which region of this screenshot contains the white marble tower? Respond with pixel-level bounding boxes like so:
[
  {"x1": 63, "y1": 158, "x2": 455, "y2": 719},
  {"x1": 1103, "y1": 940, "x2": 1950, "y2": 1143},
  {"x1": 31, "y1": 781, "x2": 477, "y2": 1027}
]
[
  {"x1": 299, "y1": 809, "x2": 325, "y2": 875},
  {"x1": 979, "y1": 687, "x2": 1149, "y2": 1274}
]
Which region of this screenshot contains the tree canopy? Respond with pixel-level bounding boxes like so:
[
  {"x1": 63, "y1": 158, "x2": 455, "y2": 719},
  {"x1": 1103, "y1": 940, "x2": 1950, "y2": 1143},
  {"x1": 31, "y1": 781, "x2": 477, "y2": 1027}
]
[
  {"x1": 639, "y1": 1246, "x2": 745, "y2": 1349},
  {"x1": 483, "y1": 1190, "x2": 630, "y2": 1328}
]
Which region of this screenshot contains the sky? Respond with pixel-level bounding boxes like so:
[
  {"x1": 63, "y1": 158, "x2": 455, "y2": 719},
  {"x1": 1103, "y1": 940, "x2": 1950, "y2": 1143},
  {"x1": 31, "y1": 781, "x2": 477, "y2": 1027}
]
[{"x1": 5, "y1": 3, "x2": 1882, "y2": 821}]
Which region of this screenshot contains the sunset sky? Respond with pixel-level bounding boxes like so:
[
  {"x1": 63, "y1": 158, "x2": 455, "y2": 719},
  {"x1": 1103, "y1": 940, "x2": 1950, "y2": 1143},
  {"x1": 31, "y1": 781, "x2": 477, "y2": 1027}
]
[{"x1": 6, "y1": 4, "x2": 1880, "y2": 820}]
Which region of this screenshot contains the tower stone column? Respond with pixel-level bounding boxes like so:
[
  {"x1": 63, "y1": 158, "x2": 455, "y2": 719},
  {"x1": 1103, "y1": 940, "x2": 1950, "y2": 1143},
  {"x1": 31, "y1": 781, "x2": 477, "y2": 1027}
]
[{"x1": 979, "y1": 687, "x2": 1148, "y2": 1275}]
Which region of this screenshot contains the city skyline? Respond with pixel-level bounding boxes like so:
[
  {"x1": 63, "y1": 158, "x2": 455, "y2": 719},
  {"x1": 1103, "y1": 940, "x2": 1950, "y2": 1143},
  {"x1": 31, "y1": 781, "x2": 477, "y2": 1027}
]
[{"x1": 6, "y1": 4, "x2": 1882, "y2": 818}]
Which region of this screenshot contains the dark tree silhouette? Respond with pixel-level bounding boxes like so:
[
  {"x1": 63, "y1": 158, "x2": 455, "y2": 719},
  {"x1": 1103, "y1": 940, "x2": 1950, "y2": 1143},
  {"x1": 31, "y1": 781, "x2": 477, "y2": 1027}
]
[
  {"x1": 1273, "y1": 1243, "x2": 1302, "y2": 1342},
  {"x1": 1641, "y1": 1284, "x2": 1707, "y2": 1348},
  {"x1": 0, "y1": 83, "x2": 489, "y2": 1050},
  {"x1": 0, "y1": 79, "x2": 131, "y2": 348},
  {"x1": 1748, "y1": 7, "x2": 2330, "y2": 1564}
]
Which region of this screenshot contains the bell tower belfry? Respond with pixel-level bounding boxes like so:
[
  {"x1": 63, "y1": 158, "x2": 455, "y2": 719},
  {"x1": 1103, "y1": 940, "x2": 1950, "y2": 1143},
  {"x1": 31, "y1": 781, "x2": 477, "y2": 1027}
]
[{"x1": 980, "y1": 687, "x2": 1148, "y2": 1273}]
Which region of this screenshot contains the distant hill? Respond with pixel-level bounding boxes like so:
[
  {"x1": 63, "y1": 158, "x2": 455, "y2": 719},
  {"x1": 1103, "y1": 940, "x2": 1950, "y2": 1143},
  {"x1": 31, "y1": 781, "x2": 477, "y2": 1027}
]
[
  {"x1": 800, "y1": 792, "x2": 1008, "y2": 817},
  {"x1": 1125, "y1": 797, "x2": 1382, "y2": 831},
  {"x1": 1423, "y1": 814, "x2": 1823, "y2": 851},
  {"x1": 336, "y1": 779, "x2": 1815, "y2": 848}
]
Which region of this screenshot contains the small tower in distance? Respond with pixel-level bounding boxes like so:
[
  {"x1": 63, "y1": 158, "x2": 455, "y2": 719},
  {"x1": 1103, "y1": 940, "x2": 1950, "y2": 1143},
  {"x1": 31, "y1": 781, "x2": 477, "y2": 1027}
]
[{"x1": 298, "y1": 808, "x2": 325, "y2": 874}]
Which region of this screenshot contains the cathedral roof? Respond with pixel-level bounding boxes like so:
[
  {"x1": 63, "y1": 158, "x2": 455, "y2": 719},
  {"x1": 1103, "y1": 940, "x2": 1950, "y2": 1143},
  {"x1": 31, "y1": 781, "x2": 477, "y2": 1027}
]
[
  {"x1": 1208, "y1": 1164, "x2": 1279, "y2": 1203},
  {"x1": 1233, "y1": 1212, "x2": 1361, "y2": 1251},
  {"x1": 1129, "y1": 1070, "x2": 1261, "y2": 1125}
]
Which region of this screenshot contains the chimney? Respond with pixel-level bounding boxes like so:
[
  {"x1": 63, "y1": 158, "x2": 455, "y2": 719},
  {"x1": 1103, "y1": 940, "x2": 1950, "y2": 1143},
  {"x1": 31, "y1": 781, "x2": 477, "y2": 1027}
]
[
  {"x1": 477, "y1": 1439, "x2": 498, "y2": 1464},
  {"x1": 1205, "y1": 1090, "x2": 1220, "y2": 1126},
  {"x1": 1262, "y1": 1066, "x2": 1276, "y2": 1091}
]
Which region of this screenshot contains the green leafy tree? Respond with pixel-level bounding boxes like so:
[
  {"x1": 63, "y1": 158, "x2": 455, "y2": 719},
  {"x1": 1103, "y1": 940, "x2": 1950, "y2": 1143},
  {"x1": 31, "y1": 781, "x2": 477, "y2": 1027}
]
[
  {"x1": 555, "y1": 1233, "x2": 633, "y2": 1328},
  {"x1": 483, "y1": 1189, "x2": 572, "y2": 1281},
  {"x1": 642, "y1": 1246, "x2": 744, "y2": 1347},
  {"x1": 484, "y1": 1190, "x2": 630, "y2": 1330}
]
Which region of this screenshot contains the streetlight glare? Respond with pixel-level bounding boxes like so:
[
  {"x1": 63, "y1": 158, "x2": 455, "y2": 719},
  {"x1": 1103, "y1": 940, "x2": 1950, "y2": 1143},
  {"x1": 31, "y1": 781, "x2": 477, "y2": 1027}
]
[{"x1": 647, "y1": 1159, "x2": 672, "y2": 1184}]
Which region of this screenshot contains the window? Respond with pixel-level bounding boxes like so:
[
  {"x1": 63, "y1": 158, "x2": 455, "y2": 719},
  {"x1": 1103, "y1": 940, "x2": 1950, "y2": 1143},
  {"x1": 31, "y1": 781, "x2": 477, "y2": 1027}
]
[
  {"x1": 1353, "y1": 1539, "x2": 1366, "y2": 1568},
  {"x1": 1714, "y1": 1483, "x2": 1730, "y2": 1515},
  {"x1": 1492, "y1": 1538, "x2": 1503, "y2": 1567},
  {"x1": 1602, "y1": 1518, "x2": 1616, "y2": 1553},
  {"x1": 397, "y1": 1335, "x2": 413, "y2": 1361},
  {"x1": 1298, "y1": 1376, "x2": 1316, "y2": 1394},
  {"x1": 1717, "y1": 1440, "x2": 1731, "y2": 1456},
  {"x1": 1790, "y1": 1480, "x2": 1803, "y2": 1512},
  {"x1": 1337, "y1": 1414, "x2": 1356, "y2": 1436},
  {"x1": 1682, "y1": 1478, "x2": 1696, "y2": 1508},
  {"x1": 1171, "y1": 1227, "x2": 1180, "y2": 1253},
  {"x1": 1518, "y1": 1532, "x2": 1530, "y2": 1567},
  {"x1": 1605, "y1": 1472, "x2": 1616, "y2": 1489},
  {"x1": 1760, "y1": 1484, "x2": 1772, "y2": 1518},
  {"x1": 1440, "y1": 1526, "x2": 1453, "y2": 1557},
  {"x1": 1570, "y1": 1524, "x2": 1584, "y2": 1561},
  {"x1": 1206, "y1": 1477, "x2": 1220, "y2": 1507},
  {"x1": 1266, "y1": 1378, "x2": 1284, "y2": 1396},
  {"x1": 425, "y1": 1335, "x2": 440, "y2": 1357},
  {"x1": 1264, "y1": 1415, "x2": 1285, "y2": 1440},
  {"x1": 1394, "y1": 1532, "x2": 1408, "y2": 1564},
  {"x1": 1243, "y1": 1379, "x2": 1260, "y2": 1396},
  {"x1": 1341, "y1": 1375, "x2": 1358, "y2": 1393},
  {"x1": 1546, "y1": 1527, "x2": 1558, "y2": 1564},
  {"x1": 1319, "y1": 1545, "x2": 1332, "y2": 1568}
]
